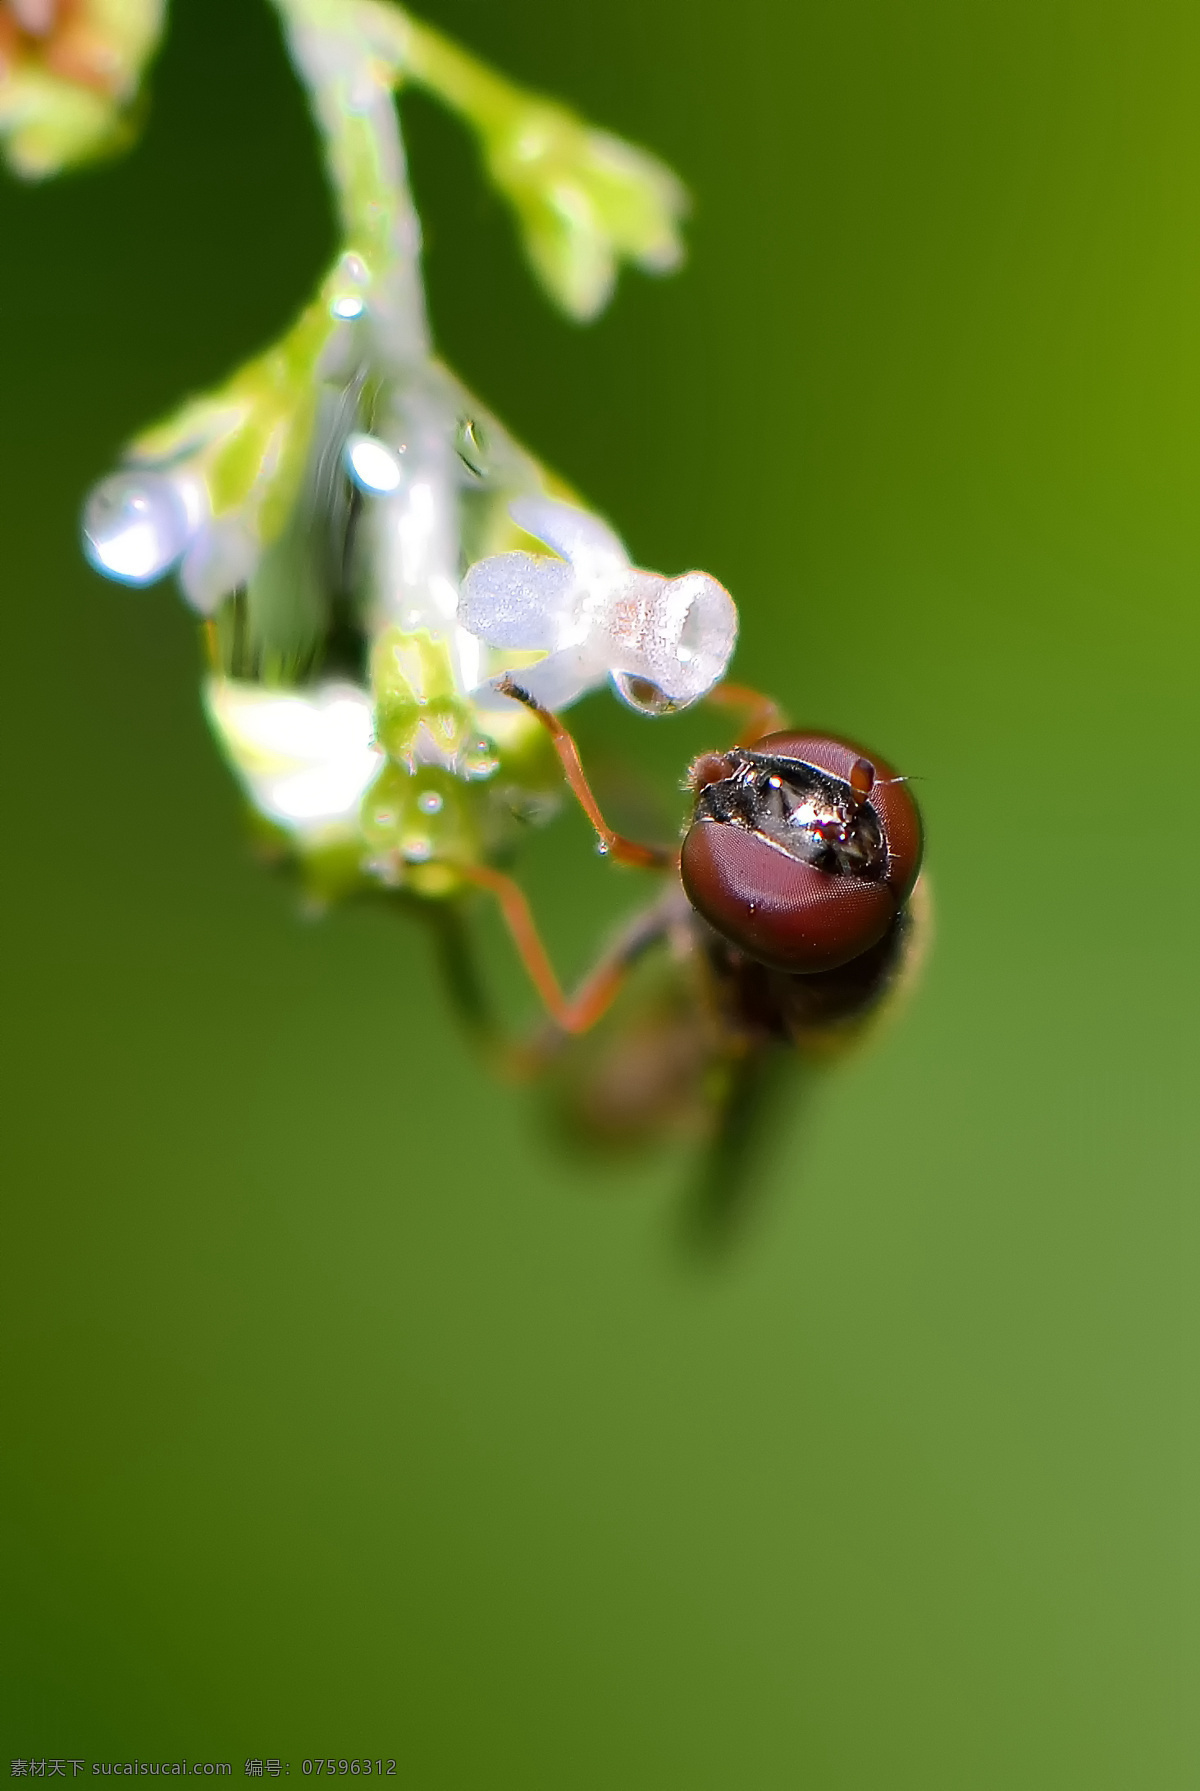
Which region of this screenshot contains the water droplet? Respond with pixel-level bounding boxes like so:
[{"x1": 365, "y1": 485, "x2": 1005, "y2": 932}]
[
  {"x1": 612, "y1": 671, "x2": 677, "y2": 716},
  {"x1": 363, "y1": 851, "x2": 402, "y2": 887},
  {"x1": 345, "y1": 433, "x2": 404, "y2": 494},
  {"x1": 402, "y1": 835, "x2": 433, "y2": 863},
  {"x1": 454, "y1": 416, "x2": 491, "y2": 480},
  {"x1": 417, "y1": 790, "x2": 444, "y2": 815},
  {"x1": 82, "y1": 472, "x2": 192, "y2": 585},
  {"x1": 331, "y1": 295, "x2": 366, "y2": 320},
  {"x1": 463, "y1": 747, "x2": 499, "y2": 780},
  {"x1": 595, "y1": 840, "x2": 611, "y2": 856}
]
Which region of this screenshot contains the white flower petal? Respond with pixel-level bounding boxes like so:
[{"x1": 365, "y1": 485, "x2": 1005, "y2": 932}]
[
  {"x1": 205, "y1": 679, "x2": 383, "y2": 832},
  {"x1": 179, "y1": 517, "x2": 258, "y2": 615},
  {"x1": 457, "y1": 551, "x2": 576, "y2": 649},
  {"x1": 509, "y1": 495, "x2": 629, "y2": 581},
  {"x1": 596, "y1": 569, "x2": 738, "y2": 707},
  {"x1": 641, "y1": 570, "x2": 739, "y2": 702},
  {"x1": 480, "y1": 644, "x2": 602, "y2": 712}
]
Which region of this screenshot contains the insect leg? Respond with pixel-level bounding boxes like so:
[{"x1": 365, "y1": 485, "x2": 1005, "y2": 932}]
[
  {"x1": 551, "y1": 893, "x2": 681, "y2": 1035},
  {"x1": 681, "y1": 1042, "x2": 810, "y2": 1255},
  {"x1": 459, "y1": 862, "x2": 571, "y2": 1025},
  {"x1": 704, "y1": 680, "x2": 787, "y2": 744},
  {"x1": 421, "y1": 898, "x2": 517, "y2": 1063},
  {"x1": 495, "y1": 675, "x2": 677, "y2": 870},
  {"x1": 461, "y1": 863, "x2": 680, "y2": 1039}
]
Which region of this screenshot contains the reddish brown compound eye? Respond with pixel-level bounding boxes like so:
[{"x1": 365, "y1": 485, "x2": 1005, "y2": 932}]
[{"x1": 679, "y1": 730, "x2": 923, "y2": 973}]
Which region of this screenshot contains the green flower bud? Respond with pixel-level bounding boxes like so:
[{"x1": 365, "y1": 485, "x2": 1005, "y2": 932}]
[{"x1": 483, "y1": 107, "x2": 686, "y2": 323}]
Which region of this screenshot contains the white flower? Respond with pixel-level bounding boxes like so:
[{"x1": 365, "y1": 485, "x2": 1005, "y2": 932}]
[
  {"x1": 457, "y1": 497, "x2": 738, "y2": 715},
  {"x1": 204, "y1": 678, "x2": 383, "y2": 836}
]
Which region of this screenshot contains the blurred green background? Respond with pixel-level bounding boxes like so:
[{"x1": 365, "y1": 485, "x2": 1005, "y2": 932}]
[{"x1": 0, "y1": 0, "x2": 1192, "y2": 1781}]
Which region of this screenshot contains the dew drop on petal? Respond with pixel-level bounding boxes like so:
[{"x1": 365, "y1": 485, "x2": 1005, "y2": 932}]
[
  {"x1": 331, "y1": 295, "x2": 366, "y2": 320},
  {"x1": 463, "y1": 740, "x2": 500, "y2": 780},
  {"x1": 345, "y1": 433, "x2": 404, "y2": 494},
  {"x1": 611, "y1": 671, "x2": 677, "y2": 716},
  {"x1": 417, "y1": 790, "x2": 444, "y2": 815},
  {"x1": 402, "y1": 835, "x2": 433, "y2": 863},
  {"x1": 454, "y1": 416, "x2": 491, "y2": 480},
  {"x1": 82, "y1": 473, "x2": 192, "y2": 585}
]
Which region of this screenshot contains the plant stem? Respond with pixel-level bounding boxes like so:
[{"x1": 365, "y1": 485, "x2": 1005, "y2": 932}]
[
  {"x1": 269, "y1": 0, "x2": 474, "y2": 653},
  {"x1": 354, "y1": 0, "x2": 552, "y2": 139},
  {"x1": 270, "y1": 0, "x2": 430, "y2": 369}
]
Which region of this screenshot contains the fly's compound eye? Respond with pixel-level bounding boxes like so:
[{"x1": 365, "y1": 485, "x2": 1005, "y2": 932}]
[{"x1": 679, "y1": 730, "x2": 923, "y2": 973}]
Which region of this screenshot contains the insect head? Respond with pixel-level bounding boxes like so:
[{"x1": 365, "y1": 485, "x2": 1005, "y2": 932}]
[{"x1": 680, "y1": 731, "x2": 923, "y2": 973}]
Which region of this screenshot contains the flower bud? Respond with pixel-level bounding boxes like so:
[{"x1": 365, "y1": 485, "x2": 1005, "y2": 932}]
[
  {"x1": 484, "y1": 108, "x2": 687, "y2": 322},
  {"x1": 0, "y1": 0, "x2": 164, "y2": 178}
]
